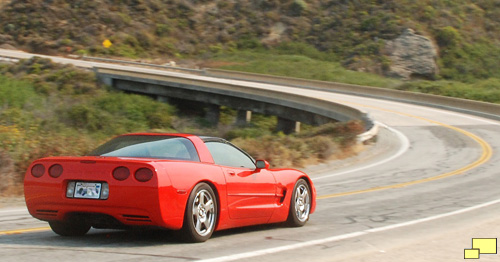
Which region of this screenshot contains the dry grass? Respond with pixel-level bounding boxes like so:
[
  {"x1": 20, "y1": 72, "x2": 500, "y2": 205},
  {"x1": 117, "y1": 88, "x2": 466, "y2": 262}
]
[
  {"x1": 233, "y1": 121, "x2": 366, "y2": 168},
  {"x1": 0, "y1": 150, "x2": 23, "y2": 197}
]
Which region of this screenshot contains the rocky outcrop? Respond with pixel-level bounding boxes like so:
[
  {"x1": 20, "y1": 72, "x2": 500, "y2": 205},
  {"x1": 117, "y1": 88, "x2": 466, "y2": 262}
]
[
  {"x1": 384, "y1": 29, "x2": 438, "y2": 80},
  {"x1": 261, "y1": 22, "x2": 287, "y2": 46}
]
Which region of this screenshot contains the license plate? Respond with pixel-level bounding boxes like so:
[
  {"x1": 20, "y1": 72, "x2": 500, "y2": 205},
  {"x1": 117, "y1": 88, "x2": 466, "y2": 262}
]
[{"x1": 74, "y1": 182, "x2": 102, "y2": 199}]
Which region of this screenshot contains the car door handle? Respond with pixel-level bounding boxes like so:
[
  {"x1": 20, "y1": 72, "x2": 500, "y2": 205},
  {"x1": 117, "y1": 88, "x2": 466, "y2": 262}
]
[{"x1": 228, "y1": 171, "x2": 236, "y2": 176}]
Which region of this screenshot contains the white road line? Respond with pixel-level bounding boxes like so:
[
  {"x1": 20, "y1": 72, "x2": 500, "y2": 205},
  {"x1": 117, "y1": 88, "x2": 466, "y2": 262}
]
[
  {"x1": 198, "y1": 197, "x2": 500, "y2": 262},
  {"x1": 437, "y1": 108, "x2": 500, "y2": 126},
  {"x1": 0, "y1": 208, "x2": 27, "y2": 214},
  {"x1": 312, "y1": 122, "x2": 411, "y2": 181}
]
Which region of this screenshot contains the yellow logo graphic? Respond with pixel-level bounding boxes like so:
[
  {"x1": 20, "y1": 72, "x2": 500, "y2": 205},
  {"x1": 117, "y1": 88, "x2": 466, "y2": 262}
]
[{"x1": 464, "y1": 238, "x2": 497, "y2": 259}]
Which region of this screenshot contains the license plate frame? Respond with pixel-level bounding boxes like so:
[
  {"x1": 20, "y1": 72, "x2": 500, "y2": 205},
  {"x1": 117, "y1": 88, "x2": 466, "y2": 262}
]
[{"x1": 73, "y1": 182, "x2": 102, "y2": 199}]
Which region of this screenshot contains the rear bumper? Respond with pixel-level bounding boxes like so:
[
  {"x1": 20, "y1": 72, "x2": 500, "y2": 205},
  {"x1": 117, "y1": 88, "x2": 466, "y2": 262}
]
[
  {"x1": 27, "y1": 201, "x2": 156, "y2": 225},
  {"x1": 24, "y1": 181, "x2": 183, "y2": 230}
]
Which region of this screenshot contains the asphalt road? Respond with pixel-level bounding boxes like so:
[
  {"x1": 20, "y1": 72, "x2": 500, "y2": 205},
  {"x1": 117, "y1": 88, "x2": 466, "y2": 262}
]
[{"x1": 1, "y1": 49, "x2": 499, "y2": 261}]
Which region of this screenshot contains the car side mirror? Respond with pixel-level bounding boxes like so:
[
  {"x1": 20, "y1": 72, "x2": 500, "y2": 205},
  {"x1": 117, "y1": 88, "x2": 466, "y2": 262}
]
[{"x1": 256, "y1": 160, "x2": 270, "y2": 169}]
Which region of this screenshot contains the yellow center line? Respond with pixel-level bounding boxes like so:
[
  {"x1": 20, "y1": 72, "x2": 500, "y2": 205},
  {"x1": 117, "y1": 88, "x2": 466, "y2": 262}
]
[
  {"x1": 317, "y1": 101, "x2": 494, "y2": 200},
  {"x1": 0, "y1": 226, "x2": 51, "y2": 235}
]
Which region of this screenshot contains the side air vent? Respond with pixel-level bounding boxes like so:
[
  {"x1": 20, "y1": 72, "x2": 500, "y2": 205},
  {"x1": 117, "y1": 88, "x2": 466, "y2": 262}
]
[
  {"x1": 122, "y1": 214, "x2": 152, "y2": 222},
  {"x1": 80, "y1": 160, "x2": 97, "y2": 164},
  {"x1": 36, "y1": 210, "x2": 58, "y2": 216}
]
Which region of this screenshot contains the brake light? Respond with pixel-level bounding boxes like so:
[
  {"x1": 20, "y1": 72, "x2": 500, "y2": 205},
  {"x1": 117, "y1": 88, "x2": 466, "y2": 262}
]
[
  {"x1": 31, "y1": 164, "x2": 45, "y2": 178},
  {"x1": 113, "y1": 166, "x2": 130, "y2": 181},
  {"x1": 135, "y1": 168, "x2": 153, "y2": 182},
  {"x1": 48, "y1": 164, "x2": 63, "y2": 178}
]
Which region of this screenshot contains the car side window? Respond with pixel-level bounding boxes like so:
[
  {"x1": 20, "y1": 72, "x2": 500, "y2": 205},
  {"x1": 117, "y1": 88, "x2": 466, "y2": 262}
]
[{"x1": 205, "y1": 142, "x2": 255, "y2": 169}]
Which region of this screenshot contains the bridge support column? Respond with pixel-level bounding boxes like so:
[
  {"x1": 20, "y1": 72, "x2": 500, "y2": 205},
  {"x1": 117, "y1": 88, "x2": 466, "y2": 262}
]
[
  {"x1": 156, "y1": 96, "x2": 170, "y2": 103},
  {"x1": 97, "y1": 75, "x2": 113, "y2": 87},
  {"x1": 205, "y1": 104, "x2": 220, "y2": 126},
  {"x1": 295, "y1": 121, "x2": 301, "y2": 133},
  {"x1": 276, "y1": 117, "x2": 298, "y2": 134},
  {"x1": 236, "y1": 110, "x2": 252, "y2": 126}
]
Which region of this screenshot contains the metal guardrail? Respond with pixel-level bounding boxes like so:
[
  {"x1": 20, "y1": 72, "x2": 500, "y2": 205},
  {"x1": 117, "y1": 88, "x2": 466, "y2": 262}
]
[
  {"x1": 81, "y1": 55, "x2": 204, "y2": 75},
  {"x1": 0, "y1": 56, "x2": 19, "y2": 63},
  {"x1": 206, "y1": 69, "x2": 500, "y2": 121}
]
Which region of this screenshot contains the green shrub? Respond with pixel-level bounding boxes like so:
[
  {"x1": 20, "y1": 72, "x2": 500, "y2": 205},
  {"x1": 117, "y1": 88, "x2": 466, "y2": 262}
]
[
  {"x1": 155, "y1": 23, "x2": 171, "y2": 36},
  {"x1": 436, "y1": 26, "x2": 462, "y2": 48},
  {"x1": 211, "y1": 50, "x2": 400, "y2": 87},
  {"x1": 397, "y1": 79, "x2": 500, "y2": 104},
  {"x1": 0, "y1": 75, "x2": 40, "y2": 109}
]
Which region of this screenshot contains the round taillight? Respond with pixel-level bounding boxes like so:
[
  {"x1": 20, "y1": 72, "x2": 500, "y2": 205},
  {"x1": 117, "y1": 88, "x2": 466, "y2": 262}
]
[
  {"x1": 135, "y1": 168, "x2": 153, "y2": 182},
  {"x1": 31, "y1": 164, "x2": 45, "y2": 178},
  {"x1": 48, "y1": 164, "x2": 63, "y2": 178},
  {"x1": 113, "y1": 166, "x2": 130, "y2": 181}
]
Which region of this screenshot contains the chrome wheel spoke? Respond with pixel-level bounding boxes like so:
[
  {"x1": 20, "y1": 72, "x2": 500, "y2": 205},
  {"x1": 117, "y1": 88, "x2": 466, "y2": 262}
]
[
  {"x1": 192, "y1": 203, "x2": 199, "y2": 214},
  {"x1": 199, "y1": 192, "x2": 205, "y2": 204},
  {"x1": 204, "y1": 199, "x2": 214, "y2": 211},
  {"x1": 295, "y1": 184, "x2": 310, "y2": 222},
  {"x1": 300, "y1": 189, "x2": 308, "y2": 199},
  {"x1": 195, "y1": 217, "x2": 202, "y2": 232}
]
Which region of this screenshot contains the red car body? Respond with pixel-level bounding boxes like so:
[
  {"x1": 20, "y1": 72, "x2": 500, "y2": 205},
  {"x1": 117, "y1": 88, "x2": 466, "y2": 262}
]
[{"x1": 24, "y1": 133, "x2": 316, "y2": 241}]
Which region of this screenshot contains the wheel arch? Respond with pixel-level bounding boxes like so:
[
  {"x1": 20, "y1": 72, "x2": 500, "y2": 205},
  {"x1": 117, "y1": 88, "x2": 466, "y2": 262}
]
[{"x1": 184, "y1": 180, "x2": 222, "y2": 230}]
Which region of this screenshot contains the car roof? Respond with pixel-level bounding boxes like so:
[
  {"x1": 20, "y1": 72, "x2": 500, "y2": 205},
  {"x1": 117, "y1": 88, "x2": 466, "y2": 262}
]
[
  {"x1": 120, "y1": 133, "x2": 228, "y2": 143},
  {"x1": 120, "y1": 133, "x2": 193, "y2": 138},
  {"x1": 199, "y1": 136, "x2": 228, "y2": 143}
]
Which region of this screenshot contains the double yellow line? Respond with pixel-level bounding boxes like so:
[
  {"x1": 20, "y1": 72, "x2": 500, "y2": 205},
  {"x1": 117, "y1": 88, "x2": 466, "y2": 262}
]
[
  {"x1": 0, "y1": 227, "x2": 50, "y2": 235},
  {"x1": 318, "y1": 104, "x2": 493, "y2": 200}
]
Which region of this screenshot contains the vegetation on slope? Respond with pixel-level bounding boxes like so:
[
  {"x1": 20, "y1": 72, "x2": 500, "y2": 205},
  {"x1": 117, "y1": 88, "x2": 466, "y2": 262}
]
[
  {"x1": 0, "y1": 57, "x2": 364, "y2": 196},
  {"x1": 1, "y1": 0, "x2": 500, "y2": 82},
  {"x1": 205, "y1": 50, "x2": 500, "y2": 104}
]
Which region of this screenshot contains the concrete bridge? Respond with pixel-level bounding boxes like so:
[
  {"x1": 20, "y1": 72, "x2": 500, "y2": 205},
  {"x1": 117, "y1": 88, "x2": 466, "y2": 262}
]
[{"x1": 96, "y1": 67, "x2": 372, "y2": 134}]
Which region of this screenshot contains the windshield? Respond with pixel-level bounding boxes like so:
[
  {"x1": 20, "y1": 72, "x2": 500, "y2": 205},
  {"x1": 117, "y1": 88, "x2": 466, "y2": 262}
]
[{"x1": 88, "y1": 135, "x2": 200, "y2": 161}]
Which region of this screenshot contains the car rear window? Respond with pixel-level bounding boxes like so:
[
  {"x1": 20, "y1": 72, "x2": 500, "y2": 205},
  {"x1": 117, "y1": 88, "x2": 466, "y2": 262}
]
[{"x1": 88, "y1": 135, "x2": 200, "y2": 161}]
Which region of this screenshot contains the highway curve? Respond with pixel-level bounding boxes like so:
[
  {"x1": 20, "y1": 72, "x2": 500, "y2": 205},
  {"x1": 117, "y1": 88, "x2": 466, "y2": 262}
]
[{"x1": 1, "y1": 50, "x2": 499, "y2": 261}]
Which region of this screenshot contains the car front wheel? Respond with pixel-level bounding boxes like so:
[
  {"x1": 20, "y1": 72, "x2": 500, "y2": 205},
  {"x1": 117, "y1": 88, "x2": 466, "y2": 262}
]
[
  {"x1": 181, "y1": 182, "x2": 218, "y2": 242},
  {"x1": 287, "y1": 179, "x2": 311, "y2": 227}
]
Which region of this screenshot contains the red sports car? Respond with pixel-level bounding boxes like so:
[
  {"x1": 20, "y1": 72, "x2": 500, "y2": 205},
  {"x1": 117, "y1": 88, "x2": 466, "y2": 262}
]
[{"x1": 24, "y1": 133, "x2": 316, "y2": 242}]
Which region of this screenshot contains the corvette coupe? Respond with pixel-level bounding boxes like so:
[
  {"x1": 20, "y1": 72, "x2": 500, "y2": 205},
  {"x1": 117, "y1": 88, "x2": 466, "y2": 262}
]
[{"x1": 24, "y1": 133, "x2": 316, "y2": 242}]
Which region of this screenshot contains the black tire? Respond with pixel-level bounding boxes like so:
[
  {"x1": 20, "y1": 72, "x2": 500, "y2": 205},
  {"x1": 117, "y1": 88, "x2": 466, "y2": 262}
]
[
  {"x1": 181, "y1": 183, "x2": 218, "y2": 242},
  {"x1": 49, "y1": 220, "x2": 91, "y2": 236},
  {"x1": 287, "y1": 179, "x2": 312, "y2": 227}
]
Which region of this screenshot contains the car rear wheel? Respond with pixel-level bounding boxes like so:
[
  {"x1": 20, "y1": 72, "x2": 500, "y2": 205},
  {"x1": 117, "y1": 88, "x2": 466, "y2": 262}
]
[
  {"x1": 49, "y1": 220, "x2": 91, "y2": 236},
  {"x1": 287, "y1": 179, "x2": 311, "y2": 227},
  {"x1": 181, "y1": 182, "x2": 218, "y2": 242}
]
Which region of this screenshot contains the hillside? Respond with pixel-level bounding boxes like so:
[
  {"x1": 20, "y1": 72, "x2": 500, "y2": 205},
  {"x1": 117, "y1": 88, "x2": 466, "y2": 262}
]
[{"x1": 1, "y1": 0, "x2": 500, "y2": 82}]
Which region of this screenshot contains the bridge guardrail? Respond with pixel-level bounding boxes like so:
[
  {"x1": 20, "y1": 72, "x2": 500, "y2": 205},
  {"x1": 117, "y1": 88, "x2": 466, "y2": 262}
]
[
  {"x1": 81, "y1": 55, "x2": 205, "y2": 75},
  {"x1": 206, "y1": 69, "x2": 500, "y2": 121}
]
